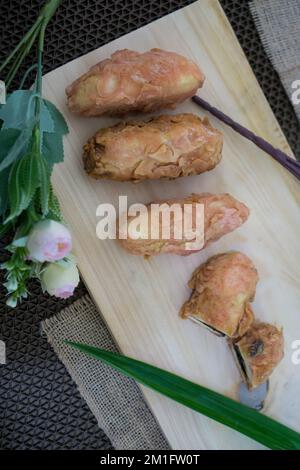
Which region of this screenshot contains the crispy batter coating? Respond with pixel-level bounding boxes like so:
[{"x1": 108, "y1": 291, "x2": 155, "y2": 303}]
[
  {"x1": 66, "y1": 49, "x2": 205, "y2": 116},
  {"x1": 231, "y1": 322, "x2": 284, "y2": 389},
  {"x1": 83, "y1": 114, "x2": 223, "y2": 181},
  {"x1": 117, "y1": 193, "x2": 249, "y2": 256},
  {"x1": 180, "y1": 252, "x2": 258, "y2": 337}
]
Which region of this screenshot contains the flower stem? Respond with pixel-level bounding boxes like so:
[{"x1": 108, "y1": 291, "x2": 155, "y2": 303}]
[
  {"x1": 0, "y1": 16, "x2": 43, "y2": 74},
  {"x1": 6, "y1": 22, "x2": 41, "y2": 88},
  {"x1": 36, "y1": 0, "x2": 62, "y2": 95},
  {"x1": 1, "y1": 0, "x2": 62, "y2": 91},
  {"x1": 19, "y1": 64, "x2": 38, "y2": 89}
]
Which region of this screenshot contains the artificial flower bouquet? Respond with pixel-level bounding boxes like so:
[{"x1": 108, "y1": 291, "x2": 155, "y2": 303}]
[{"x1": 0, "y1": 0, "x2": 79, "y2": 307}]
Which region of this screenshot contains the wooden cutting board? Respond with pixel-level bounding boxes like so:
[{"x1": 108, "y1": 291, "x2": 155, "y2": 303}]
[{"x1": 43, "y1": 0, "x2": 300, "y2": 450}]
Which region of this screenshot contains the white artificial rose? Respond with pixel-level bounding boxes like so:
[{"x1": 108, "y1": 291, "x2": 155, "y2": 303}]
[
  {"x1": 26, "y1": 219, "x2": 72, "y2": 262},
  {"x1": 41, "y1": 260, "x2": 79, "y2": 299}
]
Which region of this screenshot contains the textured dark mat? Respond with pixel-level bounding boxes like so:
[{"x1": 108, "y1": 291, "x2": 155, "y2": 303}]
[{"x1": 0, "y1": 0, "x2": 299, "y2": 450}]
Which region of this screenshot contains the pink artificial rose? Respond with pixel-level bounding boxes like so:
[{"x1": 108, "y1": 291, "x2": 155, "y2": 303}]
[
  {"x1": 41, "y1": 261, "x2": 79, "y2": 299},
  {"x1": 26, "y1": 220, "x2": 72, "y2": 262}
]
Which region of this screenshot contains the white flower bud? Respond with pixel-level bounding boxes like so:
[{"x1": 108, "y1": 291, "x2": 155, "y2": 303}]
[{"x1": 41, "y1": 260, "x2": 79, "y2": 299}]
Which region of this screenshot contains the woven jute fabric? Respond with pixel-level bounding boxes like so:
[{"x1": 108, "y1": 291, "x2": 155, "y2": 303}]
[
  {"x1": 41, "y1": 295, "x2": 170, "y2": 450},
  {"x1": 250, "y1": 0, "x2": 300, "y2": 121}
]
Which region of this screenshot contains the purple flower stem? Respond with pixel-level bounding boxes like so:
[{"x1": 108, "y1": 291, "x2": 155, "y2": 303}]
[{"x1": 192, "y1": 95, "x2": 300, "y2": 182}]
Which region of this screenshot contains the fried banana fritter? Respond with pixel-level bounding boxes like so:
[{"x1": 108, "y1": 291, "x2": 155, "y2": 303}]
[
  {"x1": 231, "y1": 322, "x2": 284, "y2": 389},
  {"x1": 83, "y1": 114, "x2": 223, "y2": 181},
  {"x1": 180, "y1": 252, "x2": 258, "y2": 338},
  {"x1": 117, "y1": 193, "x2": 249, "y2": 256},
  {"x1": 66, "y1": 49, "x2": 205, "y2": 116}
]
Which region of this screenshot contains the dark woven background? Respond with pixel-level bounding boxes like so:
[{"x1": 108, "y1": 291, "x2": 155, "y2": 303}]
[{"x1": 0, "y1": 0, "x2": 299, "y2": 450}]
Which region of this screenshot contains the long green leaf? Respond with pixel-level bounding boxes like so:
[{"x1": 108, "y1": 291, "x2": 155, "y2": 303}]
[
  {"x1": 37, "y1": 155, "x2": 50, "y2": 215},
  {"x1": 48, "y1": 184, "x2": 61, "y2": 220},
  {"x1": 5, "y1": 151, "x2": 39, "y2": 223},
  {"x1": 0, "y1": 127, "x2": 31, "y2": 172},
  {"x1": 66, "y1": 341, "x2": 300, "y2": 450}
]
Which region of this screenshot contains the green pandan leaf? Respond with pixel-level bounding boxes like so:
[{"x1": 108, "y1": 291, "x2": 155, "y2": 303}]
[
  {"x1": 5, "y1": 151, "x2": 39, "y2": 223},
  {"x1": 43, "y1": 99, "x2": 68, "y2": 135},
  {"x1": 66, "y1": 343, "x2": 300, "y2": 451},
  {"x1": 42, "y1": 131, "x2": 64, "y2": 169}
]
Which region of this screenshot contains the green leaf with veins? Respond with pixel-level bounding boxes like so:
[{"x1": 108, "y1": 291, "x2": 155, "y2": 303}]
[
  {"x1": 42, "y1": 131, "x2": 64, "y2": 169},
  {"x1": 40, "y1": 99, "x2": 55, "y2": 133},
  {"x1": 0, "y1": 128, "x2": 21, "y2": 161},
  {"x1": 48, "y1": 184, "x2": 61, "y2": 220},
  {"x1": 0, "y1": 221, "x2": 12, "y2": 237},
  {"x1": 37, "y1": 155, "x2": 50, "y2": 215},
  {"x1": 0, "y1": 165, "x2": 11, "y2": 215},
  {"x1": 0, "y1": 91, "x2": 35, "y2": 129},
  {"x1": 43, "y1": 99, "x2": 68, "y2": 135},
  {"x1": 12, "y1": 236, "x2": 28, "y2": 247},
  {"x1": 0, "y1": 126, "x2": 32, "y2": 172},
  {"x1": 0, "y1": 90, "x2": 55, "y2": 134},
  {"x1": 5, "y1": 151, "x2": 40, "y2": 223}
]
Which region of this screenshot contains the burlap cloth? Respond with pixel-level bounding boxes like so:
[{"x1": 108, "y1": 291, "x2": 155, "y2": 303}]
[
  {"x1": 250, "y1": 0, "x2": 300, "y2": 121},
  {"x1": 41, "y1": 295, "x2": 170, "y2": 450},
  {"x1": 42, "y1": 0, "x2": 300, "y2": 450}
]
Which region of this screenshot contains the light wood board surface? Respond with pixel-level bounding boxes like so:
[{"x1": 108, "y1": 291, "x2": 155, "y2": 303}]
[{"x1": 43, "y1": 0, "x2": 300, "y2": 450}]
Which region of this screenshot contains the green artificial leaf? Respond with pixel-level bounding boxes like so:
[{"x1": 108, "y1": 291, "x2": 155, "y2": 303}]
[
  {"x1": 48, "y1": 185, "x2": 61, "y2": 220},
  {"x1": 43, "y1": 99, "x2": 68, "y2": 135},
  {"x1": 42, "y1": 131, "x2": 64, "y2": 169},
  {"x1": 0, "y1": 129, "x2": 21, "y2": 214},
  {"x1": 16, "y1": 210, "x2": 36, "y2": 238},
  {"x1": 40, "y1": 99, "x2": 55, "y2": 133},
  {"x1": 37, "y1": 155, "x2": 50, "y2": 215},
  {"x1": 0, "y1": 90, "x2": 55, "y2": 134},
  {"x1": 0, "y1": 221, "x2": 12, "y2": 237},
  {"x1": 0, "y1": 90, "x2": 35, "y2": 129},
  {"x1": 0, "y1": 165, "x2": 11, "y2": 216},
  {"x1": 66, "y1": 342, "x2": 300, "y2": 451},
  {"x1": 6, "y1": 296, "x2": 18, "y2": 308},
  {"x1": 5, "y1": 151, "x2": 39, "y2": 223},
  {"x1": 0, "y1": 128, "x2": 21, "y2": 161},
  {"x1": 12, "y1": 236, "x2": 28, "y2": 247},
  {"x1": 0, "y1": 127, "x2": 32, "y2": 173},
  {"x1": 4, "y1": 277, "x2": 18, "y2": 292}
]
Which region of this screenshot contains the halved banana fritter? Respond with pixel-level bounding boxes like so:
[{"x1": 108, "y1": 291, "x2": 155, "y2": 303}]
[
  {"x1": 180, "y1": 252, "x2": 258, "y2": 337},
  {"x1": 230, "y1": 322, "x2": 284, "y2": 389}
]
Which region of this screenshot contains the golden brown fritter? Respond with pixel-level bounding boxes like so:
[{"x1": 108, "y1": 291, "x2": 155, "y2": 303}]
[
  {"x1": 83, "y1": 114, "x2": 223, "y2": 181},
  {"x1": 117, "y1": 193, "x2": 249, "y2": 256},
  {"x1": 180, "y1": 252, "x2": 258, "y2": 337},
  {"x1": 231, "y1": 322, "x2": 284, "y2": 389},
  {"x1": 66, "y1": 49, "x2": 205, "y2": 116}
]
